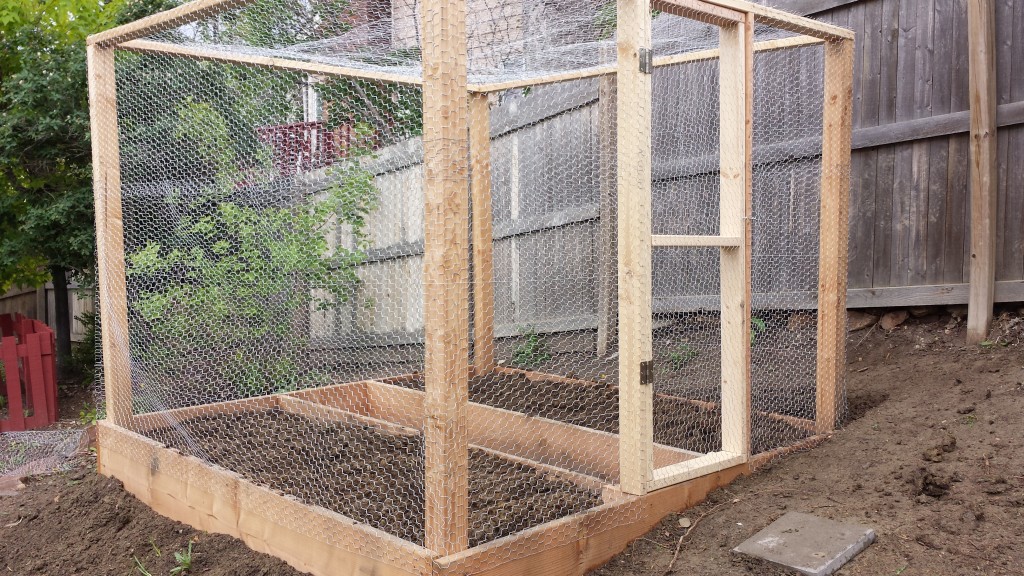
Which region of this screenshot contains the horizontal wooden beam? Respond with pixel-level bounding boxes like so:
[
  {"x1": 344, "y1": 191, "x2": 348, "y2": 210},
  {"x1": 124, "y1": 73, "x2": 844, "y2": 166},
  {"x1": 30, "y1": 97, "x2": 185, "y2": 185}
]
[
  {"x1": 652, "y1": 234, "x2": 741, "y2": 247},
  {"x1": 770, "y1": 0, "x2": 865, "y2": 17},
  {"x1": 117, "y1": 40, "x2": 424, "y2": 86},
  {"x1": 853, "y1": 100, "x2": 1024, "y2": 150},
  {"x1": 467, "y1": 35, "x2": 823, "y2": 93},
  {"x1": 699, "y1": 0, "x2": 854, "y2": 39},
  {"x1": 291, "y1": 379, "x2": 697, "y2": 482},
  {"x1": 647, "y1": 451, "x2": 747, "y2": 491},
  {"x1": 846, "y1": 279, "x2": 1024, "y2": 309},
  {"x1": 89, "y1": 0, "x2": 246, "y2": 46},
  {"x1": 652, "y1": 0, "x2": 745, "y2": 24}
]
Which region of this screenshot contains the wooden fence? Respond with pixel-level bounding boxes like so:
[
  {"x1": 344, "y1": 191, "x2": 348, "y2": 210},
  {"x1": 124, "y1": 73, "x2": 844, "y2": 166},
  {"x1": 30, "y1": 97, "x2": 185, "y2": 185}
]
[
  {"x1": 0, "y1": 285, "x2": 93, "y2": 342},
  {"x1": 786, "y1": 0, "x2": 1024, "y2": 307},
  {"x1": 0, "y1": 314, "x2": 59, "y2": 431}
]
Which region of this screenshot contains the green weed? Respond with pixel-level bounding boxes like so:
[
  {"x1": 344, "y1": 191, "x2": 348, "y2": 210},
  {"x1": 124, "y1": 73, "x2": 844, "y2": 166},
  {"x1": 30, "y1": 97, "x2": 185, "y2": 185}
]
[
  {"x1": 512, "y1": 326, "x2": 551, "y2": 369},
  {"x1": 79, "y1": 404, "x2": 99, "y2": 426},
  {"x1": 668, "y1": 344, "x2": 698, "y2": 370},
  {"x1": 750, "y1": 317, "x2": 767, "y2": 346},
  {"x1": 170, "y1": 541, "x2": 194, "y2": 575}
]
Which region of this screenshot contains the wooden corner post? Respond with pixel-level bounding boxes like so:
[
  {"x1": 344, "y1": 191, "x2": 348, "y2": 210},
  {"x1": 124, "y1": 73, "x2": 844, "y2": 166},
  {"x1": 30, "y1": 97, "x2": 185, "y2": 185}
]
[
  {"x1": 965, "y1": 0, "x2": 997, "y2": 345},
  {"x1": 617, "y1": 0, "x2": 654, "y2": 495},
  {"x1": 815, "y1": 37, "x2": 854, "y2": 433},
  {"x1": 88, "y1": 45, "x2": 133, "y2": 426},
  {"x1": 470, "y1": 93, "x2": 495, "y2": 373},
  {"x1": 421, "y1": 0, "x2": 471, "y2": 555},
  {"x1": 718, "y1": 13, "x2": 753, "y2": 457}
]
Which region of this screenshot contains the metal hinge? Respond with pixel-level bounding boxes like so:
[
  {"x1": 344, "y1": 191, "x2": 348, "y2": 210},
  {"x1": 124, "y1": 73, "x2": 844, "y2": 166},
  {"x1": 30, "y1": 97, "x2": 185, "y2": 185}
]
[
  {"x1": 640, "y1": 360, "x2": 654, "y2": 385},
  {"x1": 638, "y1": 48, "x2": 653, "y2": 74}
]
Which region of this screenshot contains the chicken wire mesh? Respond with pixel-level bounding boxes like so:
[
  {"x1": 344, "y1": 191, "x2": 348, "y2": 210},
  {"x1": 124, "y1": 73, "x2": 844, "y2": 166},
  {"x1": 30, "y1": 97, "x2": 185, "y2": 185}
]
[{"x1": 91, "y1": 0, "x2": 850, "y2": 560}]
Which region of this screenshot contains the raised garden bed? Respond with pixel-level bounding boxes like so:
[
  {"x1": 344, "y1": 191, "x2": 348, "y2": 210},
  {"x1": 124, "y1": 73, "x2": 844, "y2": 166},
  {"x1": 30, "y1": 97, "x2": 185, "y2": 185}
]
[{"x1": 147, "y1": 407, "x2": 600, "y2": 547}]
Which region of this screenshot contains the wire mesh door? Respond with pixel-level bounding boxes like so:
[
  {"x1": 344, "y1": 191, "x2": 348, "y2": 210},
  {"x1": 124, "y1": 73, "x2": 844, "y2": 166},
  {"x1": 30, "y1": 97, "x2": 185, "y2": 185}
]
[{"x1": 619, "y1": 6, "x2": 754, "y2": 495}]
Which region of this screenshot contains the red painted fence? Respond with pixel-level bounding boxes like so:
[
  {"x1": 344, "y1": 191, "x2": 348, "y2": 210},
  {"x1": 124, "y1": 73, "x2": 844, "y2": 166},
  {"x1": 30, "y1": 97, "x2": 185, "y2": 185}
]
[{"x1": 0, "y1": 314, "x2": 58, "y2": 431}]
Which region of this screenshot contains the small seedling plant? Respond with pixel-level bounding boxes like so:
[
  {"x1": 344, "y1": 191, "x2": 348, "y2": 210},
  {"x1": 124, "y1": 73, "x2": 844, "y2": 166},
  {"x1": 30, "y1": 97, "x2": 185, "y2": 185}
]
[
  {"x1": 512, "y1": 326, "x2": 551, "y2": 369},
  {"x1": 750, "y1": 317, "x2": 767, "y2": 346},
  {"x1": 171, "y1": 541, "x2": 194, "y2": 575},
  {"x1": 668, "y1": 344, "x2": 698, "y2": 370}
]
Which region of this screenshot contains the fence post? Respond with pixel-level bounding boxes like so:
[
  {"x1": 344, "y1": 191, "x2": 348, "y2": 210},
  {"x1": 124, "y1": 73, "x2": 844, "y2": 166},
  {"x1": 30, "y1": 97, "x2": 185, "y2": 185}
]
[
  {"x1": 966, "y1": 0, "x2": 997, "y2": 345},
  {"x1": 421, "y1": 0, "x2": 471, "y2": 554},
  {"x1": 617, "y1": 0, "x2": 654, "y2": 496},
  {"x1": 815, "y1": 37, "x2": 854, "y2": 434}
]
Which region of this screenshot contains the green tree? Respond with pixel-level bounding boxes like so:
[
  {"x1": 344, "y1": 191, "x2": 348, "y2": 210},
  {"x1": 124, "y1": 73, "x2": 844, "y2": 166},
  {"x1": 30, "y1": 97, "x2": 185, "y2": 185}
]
[{"x1": 0, "y1": 0, "x2": 173, "y2": 380}]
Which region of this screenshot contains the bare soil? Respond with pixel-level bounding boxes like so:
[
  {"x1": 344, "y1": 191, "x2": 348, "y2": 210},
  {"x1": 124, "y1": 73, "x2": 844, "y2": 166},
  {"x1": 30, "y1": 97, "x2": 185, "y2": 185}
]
[
  {"x1": 149, "y1": 408, "x2": 599, "y2": 547},
  {"x1": 594, "y1": 309, "x2": 1024, "y2": 576},
  {"x1": 0, "y1": 310, "x2": 1021, "y2": 575}
]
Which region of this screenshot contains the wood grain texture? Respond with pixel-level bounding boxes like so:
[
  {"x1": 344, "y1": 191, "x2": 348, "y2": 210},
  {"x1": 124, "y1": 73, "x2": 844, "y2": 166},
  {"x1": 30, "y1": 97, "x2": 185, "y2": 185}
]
[
  {"x1": 616, "y1": 0, "x2": 654, "y2": 496},
  {"x1": 88, "y1": 0, "x2": 244, "y2": 46},
  {"x1": 98, "y1": 421, "x2": 435, "y2": 576},
  {"x1": 470, "y1": 94, "x2": 496, "y2": 372},
  {"x1": 421, "y1": 0, "x2": 470, "y2": 552},
  {"x1": 717, "y1": 17, "x2": 753, "y2": 457},
  {"x1": 119, "y1": 40, "x2": 424, "y2": 86},
  {"x1": 966, "y1": 0, "x2": 998, "y2": 344},
  {"x1": 88, "y1": 46, "x2": 132, "y2": 426},
  {"x1": 597, "y1": 74, "x2": 618, "y2": 358},
  {"x1": 816, "y1": 38, "x2": 854, "y2": 434}
]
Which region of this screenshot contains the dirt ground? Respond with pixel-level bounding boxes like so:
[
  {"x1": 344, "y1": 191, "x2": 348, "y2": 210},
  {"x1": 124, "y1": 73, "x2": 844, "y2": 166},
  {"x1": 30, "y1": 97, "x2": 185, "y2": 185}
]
[
  {"x1": 0, "y1": 308, "x2": 1022, "y2": 575},
  {"x1": 596, "y1": 308, "x2": 1024, "y2": 576}
]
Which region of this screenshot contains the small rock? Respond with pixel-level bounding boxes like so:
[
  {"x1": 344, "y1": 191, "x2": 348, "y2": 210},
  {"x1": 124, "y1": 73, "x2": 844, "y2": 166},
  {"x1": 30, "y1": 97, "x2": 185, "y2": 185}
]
[
  {"x1": 947, "y1": 305, "x2": 969, "y2": 319},
  {"x1": 922, "y1": 447, "x2": 945, "y2": 463},
  {"x1": 879, "y1": 310, "x2": 909, "y2": 331},
  {"x1": 847, "y1": 310, "x2": 878, "y2": 332},
  {"x1": 908, "y1": 306, "x2": 933, "y2": 318},
  {"x1": 678, "y1": 517, "x2": 692, "y2": 529},
  {"x1": 957, "y1": 405, "x2": 976, "y2": 415},
  {"x1": 915, "y1": 494, "x2": 933, "y2": 505},
  {"x1": 911, "y1": 468, "x2": 952, "y2": 497},
  {"x1": 941, "y1": 434, "x2": 957, "y2": 452}
]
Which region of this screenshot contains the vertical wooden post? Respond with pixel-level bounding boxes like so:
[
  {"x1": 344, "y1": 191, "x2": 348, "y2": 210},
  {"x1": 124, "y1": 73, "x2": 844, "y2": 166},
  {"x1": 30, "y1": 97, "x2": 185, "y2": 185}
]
[
  {"x1": 597, "y1": 74, "x2": 618, "y2": 358},
  {"x1": 88, "y1": 45, "x2": 132, "y2": 426},
  {"x1": 718, "y1": 16, "x2": 753, "y2": 457},
  {"x1": 815, "y1": 38, "x2": 854, "y2": 434},
  {"x1": 421, "y1": 0, "x2": 470, "y2": 554},
  {"x1": 617, "y1": 0, "x2": 653, "y2": 496},
  {"x1": 470, "y1": 92, "x2": 495, "y2": 373},
  {"x1": 966, "y1": 0, "x2": 997, "y2": 345}
]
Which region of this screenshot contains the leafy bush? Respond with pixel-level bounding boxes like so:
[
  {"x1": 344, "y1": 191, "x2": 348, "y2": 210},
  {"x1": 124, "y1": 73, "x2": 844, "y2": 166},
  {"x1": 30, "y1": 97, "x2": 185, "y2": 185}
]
[{"x1": 127, "y1": 100, "x2": 378, "y2": 400}]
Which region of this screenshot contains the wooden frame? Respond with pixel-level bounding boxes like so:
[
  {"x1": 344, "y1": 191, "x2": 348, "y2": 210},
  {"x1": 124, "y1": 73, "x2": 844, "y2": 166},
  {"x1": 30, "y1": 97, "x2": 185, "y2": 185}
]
[
  {"x1": 118, "y1": 40, "x2": 425, "y2": 86},
  {"x1": 100, "y1": 411, "x2": 749, "y2": 576},
  {"x1": 616, "y1": 0, "x2": 655, "y2": 496},
  {"x1": 87, "y1": 45, "x2": 132, "y2": 426},
  {"x1": 643, "y1": 13, "x2": 755, "y2": 492},
  {"x1": 420, "y1": 0, "x2": 471, "y2": 554},
  {"x1": 469, "y1": 93, "x2": 496, "y2": 372},
  {"x1": 90, "y1": 0, "x2": 853, "y2": 570},
  {"x1": 815, "y1": 37, "x2": 854, "y2": 433}
]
